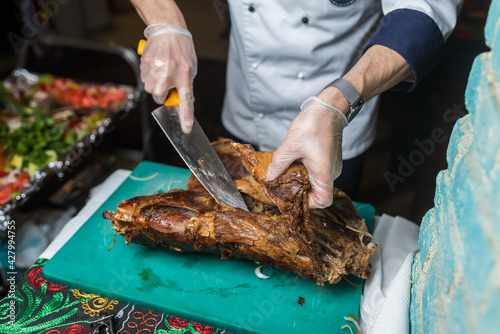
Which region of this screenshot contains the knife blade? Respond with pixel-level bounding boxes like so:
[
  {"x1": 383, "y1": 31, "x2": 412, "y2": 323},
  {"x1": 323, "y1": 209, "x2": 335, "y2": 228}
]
[
  {"x1": 151, "y1": 96, "x2": 248, "y2": 210},
  {"x1": 137, "y1": 39, "x2": 248, "y2": 210}
]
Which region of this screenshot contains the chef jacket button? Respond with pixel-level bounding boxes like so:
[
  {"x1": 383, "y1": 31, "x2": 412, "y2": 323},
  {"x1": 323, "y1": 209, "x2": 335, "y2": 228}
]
[
  {"x1": 297, "y1": 72, "x2": 305, "y2": 79},
  {"x1": 302, "y1": 17, "x2": 309, "y2": 24},
  {"x1": 248, "y1": 5, "x2": 255, "y2": 12},
  {"x1": 251, "y1": 62, "x2": 259, "y2": 70},
  {"x1": 258, "y1": 113, "x2": 264, "y2": 119}
]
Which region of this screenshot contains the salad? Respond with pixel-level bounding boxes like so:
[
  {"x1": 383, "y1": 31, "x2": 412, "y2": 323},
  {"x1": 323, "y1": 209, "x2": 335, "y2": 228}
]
[{"x1": 0, "y1": 72, "x2": 133, "y2": 206}]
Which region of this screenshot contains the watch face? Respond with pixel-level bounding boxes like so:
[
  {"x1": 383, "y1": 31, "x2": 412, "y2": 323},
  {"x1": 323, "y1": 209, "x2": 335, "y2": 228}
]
[
  {"x1": 347, "y1": 103, "x2": 364, "y2": 123},
  {"x1": 329, "y1": 0, "x2": 358, "y2": 6}
]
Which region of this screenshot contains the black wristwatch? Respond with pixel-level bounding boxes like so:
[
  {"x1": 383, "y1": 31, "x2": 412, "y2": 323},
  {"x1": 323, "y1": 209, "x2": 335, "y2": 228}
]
[{"x1": 325, "y1": 78, "x2": 364, "y2": 123}]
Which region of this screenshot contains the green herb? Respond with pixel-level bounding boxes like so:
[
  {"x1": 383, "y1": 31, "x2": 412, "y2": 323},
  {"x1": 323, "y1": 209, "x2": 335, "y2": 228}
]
[
  {"x1": 0, "y1": 83, "x2": 34, "y2": 116},
  {"x1": 0, "y1": 110, "x2": 75, "y2": 170},
  {"x1": 0, "y1": 77, "x2": 106, "y2": 176}
]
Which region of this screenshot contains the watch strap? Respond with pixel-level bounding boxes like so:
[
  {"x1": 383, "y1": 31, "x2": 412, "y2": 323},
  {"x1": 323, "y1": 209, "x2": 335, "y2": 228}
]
[
  {"x1": 326, "y1": 78, "x2": 364, "y2": 123},
  {"x1": 327, "y1": 78, "x2": 359, "y2": 105}
]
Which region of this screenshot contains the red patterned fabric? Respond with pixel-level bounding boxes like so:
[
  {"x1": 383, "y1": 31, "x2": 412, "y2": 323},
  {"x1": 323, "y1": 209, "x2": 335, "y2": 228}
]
[
  {"x1": 168, "y1": 316, "x2": 190, "y2": 329},
  {"x1": 167, "y1": 316, "x2": 216, "y2": 334},
  {"x1": 44, "y1": 325, "x2": 86, "y2": 334},
  {"x1": 1, "y1": 259, "x2": 225, "y2": 334},
  {"x1": 63, "y1": 325, "x2": 87, "y2": 334},
  {"x1": 29, "y1": 266, "x2": 67, "y2": 291},
  {"x1": 193, "y1": 323, "x2": 217, "y2": 334}
]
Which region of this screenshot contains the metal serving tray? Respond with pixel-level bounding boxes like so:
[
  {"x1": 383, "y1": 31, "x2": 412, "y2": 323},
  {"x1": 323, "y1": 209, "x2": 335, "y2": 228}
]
[{"x1": 0, "y1": 34, "x2": 145, "y2": 228}]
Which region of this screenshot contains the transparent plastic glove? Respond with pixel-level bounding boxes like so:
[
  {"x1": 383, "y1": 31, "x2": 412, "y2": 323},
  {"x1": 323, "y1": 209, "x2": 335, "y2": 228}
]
[
  {"x1": 267, "y1": 96, "x2": 348, "y2": 208},
  {"x1": 141, "y1": 23, "x2": 197, "y2": 132}
]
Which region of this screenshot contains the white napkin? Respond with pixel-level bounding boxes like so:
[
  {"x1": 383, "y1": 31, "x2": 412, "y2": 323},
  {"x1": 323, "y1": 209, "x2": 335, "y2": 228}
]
[
  {"x1": 359, "y1": 214, "x2": 420, "y2": 334},
  {"x1": 39, "y1": 169, "x2": 131, "y2": 260}
]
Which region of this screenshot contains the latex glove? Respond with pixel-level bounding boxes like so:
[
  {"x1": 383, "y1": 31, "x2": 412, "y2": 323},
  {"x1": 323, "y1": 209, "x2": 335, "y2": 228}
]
[
  {"x1": 141, "y1": 23, "x2": 197, "y2": 132},
  {"x1": 267, "y1": 96, "x2": 348, "y2": 208}
]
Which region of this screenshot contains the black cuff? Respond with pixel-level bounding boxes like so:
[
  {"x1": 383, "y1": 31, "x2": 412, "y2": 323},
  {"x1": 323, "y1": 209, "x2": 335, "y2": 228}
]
[{"x1": 363, "y1": 9, "x2": 444, "y2": 92}]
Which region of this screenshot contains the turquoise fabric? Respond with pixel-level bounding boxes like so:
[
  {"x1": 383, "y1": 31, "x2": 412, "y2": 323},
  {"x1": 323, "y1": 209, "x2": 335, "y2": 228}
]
[{"x1": 410, "y1": 1, "x2": 500, "y2": 332}]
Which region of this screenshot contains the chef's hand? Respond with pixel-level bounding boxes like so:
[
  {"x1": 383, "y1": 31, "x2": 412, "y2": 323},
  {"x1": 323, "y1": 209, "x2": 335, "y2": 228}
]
[
  {"x1": 267, "y1": 96, "x2": 348, "y2": 208},
  {"x1": 141, "y1": 23, "x2": 197, "y2": 133}
]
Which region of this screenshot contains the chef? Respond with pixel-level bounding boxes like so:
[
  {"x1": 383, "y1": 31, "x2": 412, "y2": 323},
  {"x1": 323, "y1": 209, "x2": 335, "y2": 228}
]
[{"x1": 131, "y1": 0, "x2": 463, "y2": 208}]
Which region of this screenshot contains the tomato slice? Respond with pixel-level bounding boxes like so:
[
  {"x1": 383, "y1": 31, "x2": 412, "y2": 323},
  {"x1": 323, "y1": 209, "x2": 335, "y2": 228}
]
[
  {"x1": 0, "y1": 188, "x2": 11, "y2": 205},
  {"x1": 17, "y1": 171, "x2": 30, "y2": 189},
  {"x1": 6, "y1": 183, "x2": 16, "y2": 192},
  {"x1": 52, "y1": 78, "x2": 65, "y2": 89},
  {"x1": 105, "y1": 88, "x2": 127, "y2": 102},
  {"x1": 67, "y1": 119, "x2": 81, "y2": 129}
]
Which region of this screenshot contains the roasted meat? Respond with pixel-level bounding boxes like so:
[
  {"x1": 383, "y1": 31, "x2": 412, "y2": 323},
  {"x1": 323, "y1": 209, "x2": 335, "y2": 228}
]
[{"x1": 103, "y1": 139, "x2": 377, "y2": 285}]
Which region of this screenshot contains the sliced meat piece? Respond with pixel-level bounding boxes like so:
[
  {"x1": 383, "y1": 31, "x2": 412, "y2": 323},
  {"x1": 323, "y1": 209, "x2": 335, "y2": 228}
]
[
  {"x1": 187, "y1": 139, "x2": 275, "y2": 208},
  {"x1": 232, "y1": 143, "x2": 310, "y2": 228}
]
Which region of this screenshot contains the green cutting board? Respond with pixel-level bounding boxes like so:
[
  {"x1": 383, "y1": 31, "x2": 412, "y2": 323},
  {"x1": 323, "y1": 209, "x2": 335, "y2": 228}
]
[{"x1": 44, "y1": 161, "x2": 374, "y2": 334}]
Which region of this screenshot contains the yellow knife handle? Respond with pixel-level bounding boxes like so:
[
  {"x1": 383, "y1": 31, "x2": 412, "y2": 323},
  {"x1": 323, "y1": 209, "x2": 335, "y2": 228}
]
[
  {"x1": 137, "y1": 39, "x2": 180, "y2": 107},
  {"x1": 137, "y1": 39, "x2": 146, "y2": 55}
]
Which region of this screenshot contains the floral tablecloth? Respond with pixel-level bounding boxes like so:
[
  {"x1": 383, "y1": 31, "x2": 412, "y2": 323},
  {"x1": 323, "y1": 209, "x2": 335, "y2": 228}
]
[{"x1": 0, "y1": 259, "x2": 228, "y2": 334}]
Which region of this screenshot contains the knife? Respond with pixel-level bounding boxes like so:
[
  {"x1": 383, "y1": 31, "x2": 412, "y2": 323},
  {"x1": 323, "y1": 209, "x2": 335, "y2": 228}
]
[{"x1": 138, "y1": 40, "x2": 248, "y2": 210}]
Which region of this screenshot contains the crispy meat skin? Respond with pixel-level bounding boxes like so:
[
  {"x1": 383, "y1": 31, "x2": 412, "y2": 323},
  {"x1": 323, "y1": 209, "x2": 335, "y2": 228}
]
[
  {"x1": 104, "y1": 139, "x2": 377, "y2": 284},
  {"x1": 187, "y1": 139, "x2": 275, "y2": 208},
  {"x1": 233, "y1": 143, "x2": 310, "y2": 228}
]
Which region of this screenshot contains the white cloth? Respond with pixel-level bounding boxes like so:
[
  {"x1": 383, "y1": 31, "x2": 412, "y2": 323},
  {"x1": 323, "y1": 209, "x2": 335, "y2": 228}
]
[
  {"x1": 221, "y1": 0, "x2": 462, "y2": 158},
  {"x1": 359, "y1": 214, "x2": 421, "y2": 334},
  {"x1": 39, "y1": 169, "x2": 131, "y2": 260},
  {"x1": 42, "y1": 171, "x2": 420, "y2": 333}
]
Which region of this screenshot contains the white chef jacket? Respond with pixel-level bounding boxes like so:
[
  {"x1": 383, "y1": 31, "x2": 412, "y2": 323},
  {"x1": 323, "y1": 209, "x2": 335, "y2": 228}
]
[{"x1": 221, "y1": 0, "x2": 463, "y2": 159}]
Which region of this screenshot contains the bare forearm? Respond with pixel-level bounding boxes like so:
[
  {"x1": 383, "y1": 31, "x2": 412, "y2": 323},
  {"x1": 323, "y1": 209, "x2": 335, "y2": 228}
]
[
  {"x1": 130, "y1": 0, "x2": 187, "y2": 28},
  {"x1": 344, "y1": 45, "x2": 413, "y2": 100},
  {"x1": 318, "y1": 45, "x2": 413, "y2": 114}
]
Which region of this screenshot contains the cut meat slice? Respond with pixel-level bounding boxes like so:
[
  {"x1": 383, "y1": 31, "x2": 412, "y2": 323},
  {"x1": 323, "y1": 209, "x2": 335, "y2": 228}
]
[
  {"x1": 232, "y1": 143, "x2": 310, "y2": 228},
  {"x1": 186, "y1": 139, "x2": 275, "y2": 208}
]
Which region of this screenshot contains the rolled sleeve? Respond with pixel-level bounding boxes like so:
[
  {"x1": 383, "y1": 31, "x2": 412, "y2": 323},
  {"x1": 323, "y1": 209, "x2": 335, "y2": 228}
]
[{"x1": 363, "y1": 9, "x2": 444, "y2": 92}]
